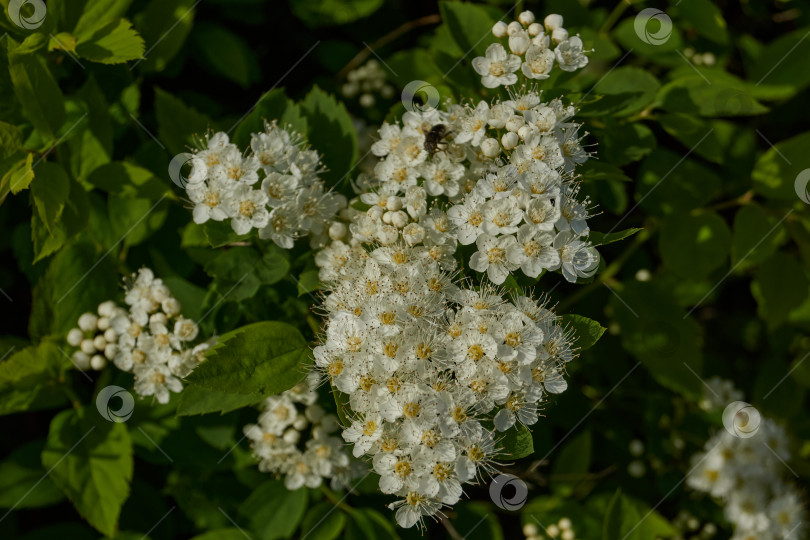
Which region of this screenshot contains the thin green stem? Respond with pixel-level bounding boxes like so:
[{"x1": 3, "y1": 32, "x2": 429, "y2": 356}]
[{"x1": 600, "y1": 0, "x2": 634, "y2": 34}]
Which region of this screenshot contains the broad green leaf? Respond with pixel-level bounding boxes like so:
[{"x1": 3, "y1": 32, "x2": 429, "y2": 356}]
[
  {"x1": 587, "y1": 67, "x2": 659, "y2": 117},
  {"x1": 500, "y1": 423, "x2": 534, "y2": 459},
  {"x1": 677, "y1": 0, "x2": 729, "y2": 45},
  {"x1": 193, "y1": 23, "x2": 259, "y2": 88},
  {"x1": 440, "y1": 1, "x2": 497, "y2": 58},
  {"x1": 455, "y1": 502, "x2": 504, "y2": 540},
  {"x1": 73, "y1": 0, "x2": 134, "y2": 38},
  {"x1": 68, "y1": 76, "x2": 113, "y2": 180},
  {"x1": 300, "y1": 85, "x2": 358, "y2": 186},
  {"x1": 204, "y1": 246, "x2": 290, "y2": 301},
  {"x1": 602, "y1": 490, "x2": 640, "y2": 540},
  {"x1": 588, "y1": 228, "x2": 642, "y2": 246},
  {"x1": 75, "y1": 18, "x2": 145, "y2": 64},
  {"x1": 190, "y1": 530, "x2": 250, "y2": 540},
  {"x1": 30, "y1": 162, "x2": 70, "y2": 234},
  {"x1": 613, "y1": 17, "x2": 683, "y2": 59},
  {"x1": 290, "y1": 0, "x2": 383, "y2": 27},
  {"x1": 201, "y1": 221, "x2": 251, "y2": 249},
  {"x1": 107, "y1": 194, "x2": 169, "y2": 247},
  {"x1": 636, "y1": 148, "x2": 722, "y2": 215},
  {"x1": 154, "y1": 88, "x2": 212, "y2": 155},
  {"x1": 597, "y1": 121, "x2": 656, "y2": 166},
  {"x1": 658, "y1": 113, "x2": 725, "y2": 164},
  {"x1": 345, "y1": 508, "x2": 399, "y2": 540},
  {"x1": 134, "y1": 0, "x2": 197, "y2": 72},
  {"x1": 86, "y1": 161, "x2": 168, "y2": 199},
  {"x1": 300, "y1": 502, "x2": 347, "y2": 540},
  {"x1": 7, "y1": 36, "x2": 66, "y2": 140},
  {"x1": 551, "y1": 430, "x2": 592, "y2": 496},
  {"x1": 297, "y1": 269, "x2": 322, "y2": 297},
  {"x1": 560, "y1": 314, "x2": 607, "y2": 351},
  {"x1": 187, "y1": 321, "x2": 312, "y2": 396},
  {"x1": 176, "y1": 385, "x2": 263, "y2": 416},
  {"x1": 233, "y1": 88, "x2": 307, "y2": 149},
  {"x1": 8, "y1": 153, "x2": 34, "y2": 194},
  {"x1": 751, "y1": 252, "x2": 809, "y2": 330},
  {"x1": 752, "y1": 131, "x2": 810, "y2": 200},
  {"x1": 41, "y1": 409, "x2": 133, "y2": 537},
  {"x1": 656, "y1": 70, "x2": 768, "y2": 117},
  {"x1": 161, "y1": 276, "x2": 206, "y2": 321},
  {"x1": 0, "y1": 121, "x2": 22, "y2": 160},
  {"x1": 579, "y1": 160, "x2": 632, "y2": 183},
  {"x1": 0, "y1": 342, "x2": 69, "y2": 416},
  {"x1": 239, "y1": 481, "x2": 308, "y2": 540},
  {"x1": 0, "y1": 441, "x2": 64, "y2": 509},
  {"x1": 731, "y1": 205, "x2": 786, "y2": 269},
  {"x1": 750, "y1": 26, "x2": 810, "y2": 99},
  {"x1": 31, "y1": 212, "x2": 67, "y2": 263},
  {"x1": 660, "y1": 212, "x2": 731, "y2": 279}
]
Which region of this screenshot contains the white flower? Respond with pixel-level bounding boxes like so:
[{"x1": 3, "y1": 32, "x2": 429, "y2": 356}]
[
  {"x1": 469, "y1": 233, "x2": 519, "y2": 284},
  {"x1": 553, "y1": 231, "x2": 600, "y2": 282},
  {"x1": 521, "y1": 44, "x2": 555, "y2": 79},
  {"x1": 188, "y1": 178, "x2": 231, "y2": 224},
  {"x1": 472, "y1": 43, "x2": 521, "y2": 88},
  {"x1": 225, "y1": 184, "x2": 270, "y2": 235},
  {"x1": 507, "y1": 225, "x2": 559, "y2": 278},
  {"x1": 554, "y1": 36, "x2": 589, "y2": 72},
  {"x1": 133, "y1": 362, "x2": 183, "y2": 404}
]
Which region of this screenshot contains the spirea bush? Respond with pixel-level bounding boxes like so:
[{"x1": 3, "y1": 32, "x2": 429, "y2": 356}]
[{"x1": 2, "y1": 1, "x2": 809, "y2": 540}]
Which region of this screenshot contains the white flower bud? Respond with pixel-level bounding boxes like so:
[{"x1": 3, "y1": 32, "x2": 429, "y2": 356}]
[
  {"x1": 508, "y1": 30, "x2": 531, "y2": 55},
  {"x1": 97, "y1": 316, "x2": 110, "y2": 331},
  {"x1": 402, "y1": 223, "x2": 426, "y2": 246},
  {"x1": 532, "y1": 34, "x2": 551, "y2": 49},
  {"x1": 162, "y1": 297, "x2": 181, "y2": 318},
  {"x1": 544, "y1": 14, "x2": 563, "y2": 31},
  {"x1": 104, "y1": 343, "x2": 118, "y2": 360},
  {"x1": 152, "y1": 283, "x2": 170, "y2": 303},
  {"x1": 522, "y1": 524, "x2": 538, "y2": 537},
  {"x1": 558, "y1": 518, "x2": 572, "y2": 530},
  {"x1": 629, "y1": 439, "x2": 645, "y2": 456},
  {"x1": 98, "y1": 301, "x2": 117, "y2": 318},
  {"x1": 501, "y1": 132, "x2": 519, "y2": 150},
  {"x1": 492, "y1": 21, "x2": 508, "y2": 38},
  {"x1": 367, "y1": 205, "x2": 384, "y2": 220},
  {"x1": 359, "y1": 93, "x2": 375, "y2": 108},
  {"x1": 104, "y1": 328, "x2": 117, "y2": 342},
  {"x1": 78, "y1": 313, "x2": 98, "y2": 332},
  {"x1": 305, "y1": 405, "x2": 325, "y2": 423},
  {"x1": 518, "y1": 125, "x2": 535, "y2": 140},
  {"x1": 90, "y1": 355, "x2": 107, "y2": 371},
  {"x1": 547, "y1": 525, "x2": 560, "y2": 538},
  {"x1": 552, "y1": 27, "x2": 569, "y2": 44},
  {"x1": 518, "y1": 10, "x2": 535, "y2": 25},
  {"x1": 150, "y1": 312, "x2": 168, "y2": 326},
  {"x1": 528, "y1": 22, "x2": 542, "y2": 36},
  {"x1": 561, "y1": 530, "x2": 574, "y2": 540},
  {"x1": 67, "y1": 328, "x2": 84, "y2": 347},
  {"x1": 283, "y1": 428, "x2": 301, "y2": 444},
  {"x1": 93, "y1": 335, "x2": 107, "y2": 351},
  {"x1": 628, "y1": 460, "x2": 646, "y2": 478},
  {"x1": 390, "y1": 210, "x2": 409, "y2": 229},
  {"x1": 480, "y1": 138, "x2": 501, "y2": 158},
  {"x1": 507, "y1": 21, "x2": 522, "y2": 35},
  {"x1": 328, "y1": 221, "x2": 347, "y2": 240},
  {"x1": 72, "y1": 351, "x2": 91, "y2": 370},
  {"x1": 80, "y1": 339, "x2": 96, "y2": 355},
  {"x1": 382, "y1": 211, "x2": 393, "y2": 225},
  {"x1": 505, "y1": 115, "x2": 525, "y2": 132},
  {"x1": 386, "y1": 196, "x2": 402, "y2": 211},
  {"x1": 377, "y1": 225, "x2": 398, "y2": 245},
  {"x1": 292, "y1": 415, "x2": 308, "y2": 430}
]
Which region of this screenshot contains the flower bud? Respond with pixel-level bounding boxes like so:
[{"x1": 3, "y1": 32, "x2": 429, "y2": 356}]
[
  {"x1": 528, "y1": 22, "x2": 542, "y2": 36},
  {"x1": 552, "y1": 27, "x2": 569, "y2": 44},
  {"x1": 78, "y1": 313, "x2": 98, "y2": 332},
  {"x1": 67, "y1": 328, "x2": 84, "y2": 347},
  {"x1": 518, "y1": 10, "x2": 535, "y2": 25},
  {"x1": 507, "y1": 21, "x2": 522, "y2": 35},
  {"x1": 481, "y1": 138, "x2": 501, "y2": 158},
  {"x1": 544, "y1": 14, "x2": 563, "y2": 31},
  {"x1": 386, "y1": 195, "x2": 402, "y2": 211},
  {"x1": 509, "y1": 30, "x2": 531, "y2": 55},
  {"x1": 81, "y1": 339, "x2": 96, "y2": 355},
  {"x1": 505, "y1": 115, "x2": 525, "y2": 132},
  {"x1": 492, "y1": 21, "x2": 508, "y2": 38},
  {"x1": 72, "y1": 351, "x2": 91, "y2": 370},
  {"x1": 162, "y1": 297, "x2": 181, "y2": 317},
  {"x1": 402, "y1": 223, "x2": 426, "y2": 246},
  {"x1": 98, "y1": 300, "x2": 117, "y2": 318},
  {"x1": 284, "y1": 428, "x2": 301, "y2": 444},
  {"x1": 90, "y1": 355, "x2": 107, "y2": 371},
  {"x1": 97, "y1": 316, "x2": 110, "y2": 331},
  {"x1": 93, "y1": 335, "x2": 107, "y2": 351},
  {"x1": 328, "y1": 221, "x2": 347, "y2": 240},
  {"x1": 518, "y1": 125, "x2": 535, "y2": 141},
  {"x1": 501, "y1": 132, "x2": 519, "y2": 150},
  {"x1": 104, "y1": 343, "x2": 118, "y2": 360},
  {"x1": 390, "y1": 210, "x2": 409, "y2": 229}
]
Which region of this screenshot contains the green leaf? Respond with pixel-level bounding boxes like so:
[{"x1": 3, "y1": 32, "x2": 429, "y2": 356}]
[
  {"x1": 345, "y1": 509, "x2": 399, "y2": 540},
  {"x1": 0, "y1": 342, "x2": 69, "y2": 416},
  {"x1": 233, "y1": 88, "x2": 307, "y2": 149},
  {"x1": 7, "y1": 37, "x2": 66, "y2": 140},
  {"x1": 636, "y1": 148, "x2": 722, "y2": 215},
  {"x1": 0, "y1": 121, "x2": 23, "y2": 160},
  {"x1": 107, "y1": 194, "x2": 169, "y2": 247},
  {"x1": 134, "y1": 0, "x2": 197, "y2": 72},
  {"x1": 560, "y1": 314, "x2": 607, "y2": 351},
  {"x1": 300, "y1": 502, "x2": 347, "y2": 540},
  {"x1": 300, "y1": 85, "x2": 358, "y2": 186},
  {"x1": 297, "y1": 270, "x2": 322, "y2": 297},
  {"x1": 752, "y1": 131, "x2": 810, "y2": 200},
  {"x1": 154, "y1": 88, "x2": 212, "y2": 155},
  {"x1": 587, "y1": 67, "x2": 659, "y2": 117},
  {"x1": 204, "y1": 246, "x2": 290, "y2": 301},
  {"x1": 187, "y1": 321, "x2": 312, "y2": 396},
  {"x1": 193, "y1": 23, "x2": 259, "y2": 87},
  {"x1": 86, "y1": 161, "x2": 168, "y2": 199},
  {"x1": 749, "y1": 26, "x2": 810, "y2": 99},
  {"x1": 68, "y1": 76, "x2": 114, "y2": 180},
  {"x1": 0, "y1": 441, "x2": 64, "y2": 509},
  {"x1": 30, "y1": 163, "x2": 70, "y2": 234},
  {"x1": 731, "y1": 205, "x2": 786, "y2": 269},
  {"x1": 660, "y1": 212, "x2": 731, "y2": 279},
  {"x1": 42, "y1": 410, "x2": 133, "y2": 537},
  {"x1": 290, "y1": 0, "x2": 383, "y2": 27},
  {"x1": 677, "y1": 0, "x2": 729, "y2": 45},
  {"x1": 588, "y1": 228, "x2": 642, "y2": 246},
  {"x1": 238, "y1": 481, "x2": 308, "y2": 540},
  {"x1": 75, "y1": 18, "x2": 145, "y2": 64},
  {"x1": 656, "y1": 71, "x2": 768, "y2": 117},
  {"x1": 73, "y1": 0, "x2": 134, "y2": 38},
  {"x1": 613, "y1": 17, "x2": 683, "y2": 58},
  {"x1": 751, "y1": 252, "x2": 809, "y2": 330},
  {"x1": 597, "y1": 121, "x2": 656, "y2": 166},
  {"x1": 499, "y1": 423, "x2": 534, "y2": 459},
  {"x1": 8, "y1": 153, "x2": 35, "y2": 194},
  {"x1": 190, "y1": 530, "x2": 251, "y2": 540},
  {"x1": 551, "y1": 430, "x2": 592, "y2": 496},
  {"x1": 658, "y1": 113, "x2": 725, "y2": 164},
  {"x1": 603, "y1": 491, "x2": 675, "y2": 540},
  {"x1": 439, "y1": 1, "x2": 497, "y2": 58},
  {"x1": 176, "y1": 385, "x2": 263, "y2": 416}
]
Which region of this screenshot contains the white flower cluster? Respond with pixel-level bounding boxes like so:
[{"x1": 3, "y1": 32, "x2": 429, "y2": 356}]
[
  {"x1": 314, "y1": 222, "x2": 576, "y2": 527},
  {"x1": 349, "y1": 87, "x2": 598, "y2": 285},
  {"x1": 66, "y1": 268, "x2": 208, "y2": 404},
  {"x1": 342, "y1": 59, "x2": 395, "y2": 108},
  {"x1": 185, "y1": 123, "x2": 346, "y2": 248},
  {"x1": 698, "y1": 376, "x2": 744, "y2": 412},
  {"x1": 687, "y1": 387, "x2": 806, "y2": 540},
  {"x1": 243, "y1": 380, "x2": 364, "y2": 491},
  {"x1": 524, "y1": 518, "x2": 578, "y2": 540},
  {"x1": 474, "y1": 11, "x2": 589, "y2": 89}
]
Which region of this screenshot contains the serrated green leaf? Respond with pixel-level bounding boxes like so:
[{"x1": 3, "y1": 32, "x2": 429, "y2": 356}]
[
  {"x1": 677, "y1": 0, "x2": 729, "y2": 45},
  {"x1": 86, "y1": 161, "x2": 168, "y2": 199},
  {"x1": 30, "y1": 162, "x2": 70, "y2": 234},
  {"x1": 187, "y1": 321, "x2": 312, "y2": 396},
  {"x1": 176, "y1": 385, "x2": 263, "y2": 416},
  {"x1": 731, "y1": 204, "x2": 786, "y2": 269},
  {"x1": 134, "y1": 0, "x2": 197, "y2": 72},
  {"x1": 193, "y1": 23, "x2": 259, "y2": 87},
  {"x1": 300, "y1": 85, "x2": 358, "y2": 186},
  {"x1": 0, "y1": 342, "x2": 69, "y2": 416},
  {"x1": 588, "y1": 228, "x2": 642, "y2": 247},
  {"x1": 301, "y1": 502, "x2": 347, "y2": 540},
  {"x1": 439, "y1": 1, "x2": 496, "y2": 58},
  {"x1": 500, "y1": 423, "x2": 534, "y2": 459},
  {"x1": 76, "y1": 18, "x2": 145, "y2": 64},
  {"x1": 560, "y1": 314, "x2": 607, "y2": 351},
  {"x1": 751, "y1": 252, "x2": 809, "y2": 330},
  {"x1": 8, "y1": 153, "x2": 34, "y2": 194},
  {"x1": 239, "y1": 481, "x2": 308, "y2": 540},
  {"x1": 0, "y1": 441, "x2": 64, "y2": 509},
  {"x1": 551, "y1": 430, "x2": 591, "y2": 495},
  {"x1": 659, "y1": 212, "x2": 731, "y2": 279},
  {"x1": 636, "y1": 148, "x2": 721, "y2": 215},
  {"x1": 7, "y1": 37, "x2": 65, "y2": 140},
  {"x1": 297, "y1": 270, "x2": 322, "y2": 297},
  {"x1": 154, "y1": 88, "x2": 212, "y2": 155},
  {"x1": 752, "y1": 131, "x2": 810, "y2": 200}
]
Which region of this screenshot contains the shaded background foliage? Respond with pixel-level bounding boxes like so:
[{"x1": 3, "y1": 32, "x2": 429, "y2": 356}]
[{"x1": 1, "y1": 0, "x2": 810, "y2": 539}]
